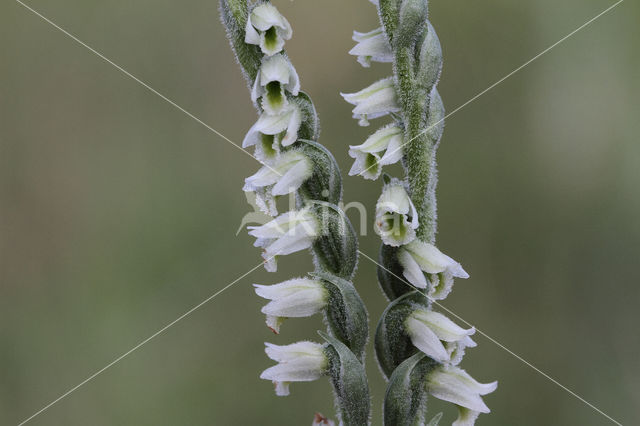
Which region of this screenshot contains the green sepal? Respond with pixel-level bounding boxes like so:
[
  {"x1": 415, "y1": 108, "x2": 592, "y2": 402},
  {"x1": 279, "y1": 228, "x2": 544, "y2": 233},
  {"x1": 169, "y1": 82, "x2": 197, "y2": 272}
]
[
  {"x1": 311, "y1": 271, "x2": 369, "y2": 361},
  {"x1": 219, "y1": 0, "x2": 263, "y2": 85},
  {"x1": 310, "y1": 201, "x2": 358, "y2": 280},
  {"x1": 377, "y1": 243, "x2": 413, "y2": 300},
  {"x1": 383, "y1": 352, "x2": 438, "y2": 426},
  {"x1": 319, "y1": 331, "x2": 371, "y2": 426},
  {"x1": 416, "y1": 21, "x2": 443, "y2": 91},
  {"x1": 293, "y1": 92, "x2": 320, "y2": 142},
  {"x1": 296, "y1": 139, "x2": 342, "y2": 205},
  {"x1": 375, "y1": 291, "x2": 429, "y2": 379}
]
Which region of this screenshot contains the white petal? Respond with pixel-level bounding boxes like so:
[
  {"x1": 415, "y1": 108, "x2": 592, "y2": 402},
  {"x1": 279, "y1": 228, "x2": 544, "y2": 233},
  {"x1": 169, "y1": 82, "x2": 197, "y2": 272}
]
[
  {"x1": 281, "y1": 105, "x2": 301, "y2": 146},
  {"x1": 378, "y1": 130, "x2": 404, "y2": 166},
  {"x1": 411, "y1": 310, "x2": 475, "y2": 342},
  {"x1": 349, "y1": 28, "x2": 393, "y2": 65},
  {"x1": 348, "y1": 150, "x2": 381, "y2": 180},
  {"x1": 244, "y1": 16, "x2": 261, "y2": 45},
  {"x1": 250, "y1": 4, "x2": 290, "y2": 33},
  {"x1": 271, "y1": 155, "x2": 312, "y2": 195},
  {"x1": 350, "y1": 124, "x2": 402, "y2": 154},
  {"x1": 273, "y1": 381, "x2": 290, "y2": 396},
  {"x1": 404, "y1": 240, "x2": 468, "y2": 278},
  {"x1": 265, "y1": 341, "x2": 325, "y2": 362},
  {"x1": 260, "y1": 360, "x2": 325, "y2": 382},
  {"x1": 405, "y1": 316, "x2": 449, "y2": 362},
  {"x1": 398, "y1": 248, "x2": 429, "y2": 288},
  {"x1": 428, "y1": 366, "x2": 497, "y2": 413}
]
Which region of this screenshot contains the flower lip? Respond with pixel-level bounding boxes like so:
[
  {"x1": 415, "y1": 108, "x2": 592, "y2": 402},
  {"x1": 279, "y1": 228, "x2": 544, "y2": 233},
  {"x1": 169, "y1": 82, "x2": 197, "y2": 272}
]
[
  {"x1": 244, "y1": 3, "x2": 292, "y2": 56},
  {"x1": 374, "y1": 180, "x2": 418, "y2": 246}
]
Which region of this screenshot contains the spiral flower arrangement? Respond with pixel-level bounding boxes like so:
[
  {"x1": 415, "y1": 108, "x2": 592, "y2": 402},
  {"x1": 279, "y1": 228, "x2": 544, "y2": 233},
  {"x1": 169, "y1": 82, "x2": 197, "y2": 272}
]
[
  {"x1": 220, "y1": 1, "x2": 370, "y2": 424},
  {"x1": 342, "y1": 0, "x2": 496, "y2": 424},
  {"x1": 220, "y1": 0, "x2": 496, "y2": 424}
]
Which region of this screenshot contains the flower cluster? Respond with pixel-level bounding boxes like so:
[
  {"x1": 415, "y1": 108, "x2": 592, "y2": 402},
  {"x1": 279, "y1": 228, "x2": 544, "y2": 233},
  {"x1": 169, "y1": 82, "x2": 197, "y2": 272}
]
[
  {"x1": 221, "y1": 2, "x2": 369, "y2": 422},
  {"x1": 344, "y1": 0, "x2": 496, "y2": 424}
]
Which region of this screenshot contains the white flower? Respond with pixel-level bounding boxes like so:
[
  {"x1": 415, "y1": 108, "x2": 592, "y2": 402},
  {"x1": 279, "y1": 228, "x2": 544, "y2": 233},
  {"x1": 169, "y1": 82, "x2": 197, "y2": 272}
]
[
  {"x1": 405, "y1": 309, "x2": 476, "y2": 365},
  {"x1": 397, "y1": 240, "x2": 469, "y2": 292},
  {"x1": 248, "y1": 208, "x2": 319, "y2": 272},
  {"x1": 242, "y1": 104, "x2": 302, "y2": 160},
  {"x1": 348, "y1": 124, "x2": 403, "y2": 180},
  {"x1": 374, "y1": 180, "x2": 418, "y2": 246},
  {"x1": 349, "y1": 27, "x2": 393, "y2": 68},
  {"x1": 341, "y1": 77, "x2": 400, "y2": 126},
  {"x1": 260, "y1": 341, "x2": 328, "y2": 396},
  {"x1": 252, "y1": 54, "x2": 300, "y2": 114},
  {"x1": 243, "y1": 151, "x2": 313, "y2": 216},
  {"x1": 426, "y1": 365, "x2": 497, "y2": 424},
  {"x1": 244, "y1": 3, "x2": 292, "y2": 56},
  {"x1": 254, "y1": 277, "x2": 328, "y2": 333}
]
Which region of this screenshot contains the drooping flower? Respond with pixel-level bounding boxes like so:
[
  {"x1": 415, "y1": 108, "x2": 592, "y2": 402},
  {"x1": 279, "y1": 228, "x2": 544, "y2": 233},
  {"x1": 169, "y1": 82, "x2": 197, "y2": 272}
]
[
  {"x1": 397, "y1": 240, "x2": 469, "y2": 292},
  {"x1": 341, "y1": 77, "x2": 400, "y2": 126},
  {"x1": 242, "y1": 104, "x2": 302, "y2": 161},
  {"x1": 243, "y1": 151, "x2": 313, "y2": 216},
  {"x1": 248, "y1": 208, "x2": 320, "y2": 272},
  {"x1": 253, "y1": 277, "x2": 328, "y2": 333},
  {"x1": 251, "y1": 54, "x2": 300, "y2": 114},
  {"x1": 374, "y1": 179, "x2": 418, "y2": 246},
  {"x1": 245, "y1": 3, "x2": 292, "y2": 56},
  {"x1": 260, "y1": 341, "x2": 328, "y2": 396},
  {"x1": 348, "y1": 124, "x2": 403, "y2": 179},
  {"x1": 426, "y1": 365, "x2": 497, "y2": 425},
  {"x1": 349, "y1": 27, "x2": 393, "y2": 68},
  {"x1": 405, "y1": 309, "x2": 476, "y2": 365}
]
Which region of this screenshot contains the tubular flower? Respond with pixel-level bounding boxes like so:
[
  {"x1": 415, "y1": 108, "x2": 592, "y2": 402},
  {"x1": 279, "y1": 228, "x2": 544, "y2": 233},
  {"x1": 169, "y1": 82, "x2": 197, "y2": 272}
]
[
  {"x1": 426, "y1": 365, "x2": 497, "y2": 425},
  {"x1": 374, "y1": 179, "x2": 418, "y2": 246},
  {"x1": 348, "y1": 124, "x2": 403, "y2": 179},
  {"x1": 244, "y1": 3, "x2": 292, "y2": 56},
  {"x1": 260, "y1": 341, "x2": 328, "y2": 396},
  {"x1": 253, "y1": 277, "x2": 328, "y2": 333},
  {"x1": 248, "y1": 208, "x2": 320, "y2": 272},
  {"x1": 349, "y1": 27, "x2": 393, "y2": 68},
  {"x1": 243, "y1": 151, "x2": 313, "y2": 216},
  {"x1": 251, "y1": 54, "x2": 300, "y2": 114},
  {"x1": 341, "y1": 77, "x2": 400, "y2": 126},
  {"x1": 242, "y1": 103, "x2": 302, "y2": 160},
  {"x1": 397, "y1": 240, "x2": 469, "y2": 290},
  {"x1": 405, "y1": 309, "x2": 476, "y2": 365}
]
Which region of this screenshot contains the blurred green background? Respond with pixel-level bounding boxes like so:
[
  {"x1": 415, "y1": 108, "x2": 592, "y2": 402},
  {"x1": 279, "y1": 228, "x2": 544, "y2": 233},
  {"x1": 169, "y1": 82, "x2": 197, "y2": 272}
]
[{"x1": 1, "y1": 0, "x2": 639, "y2": 424}]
